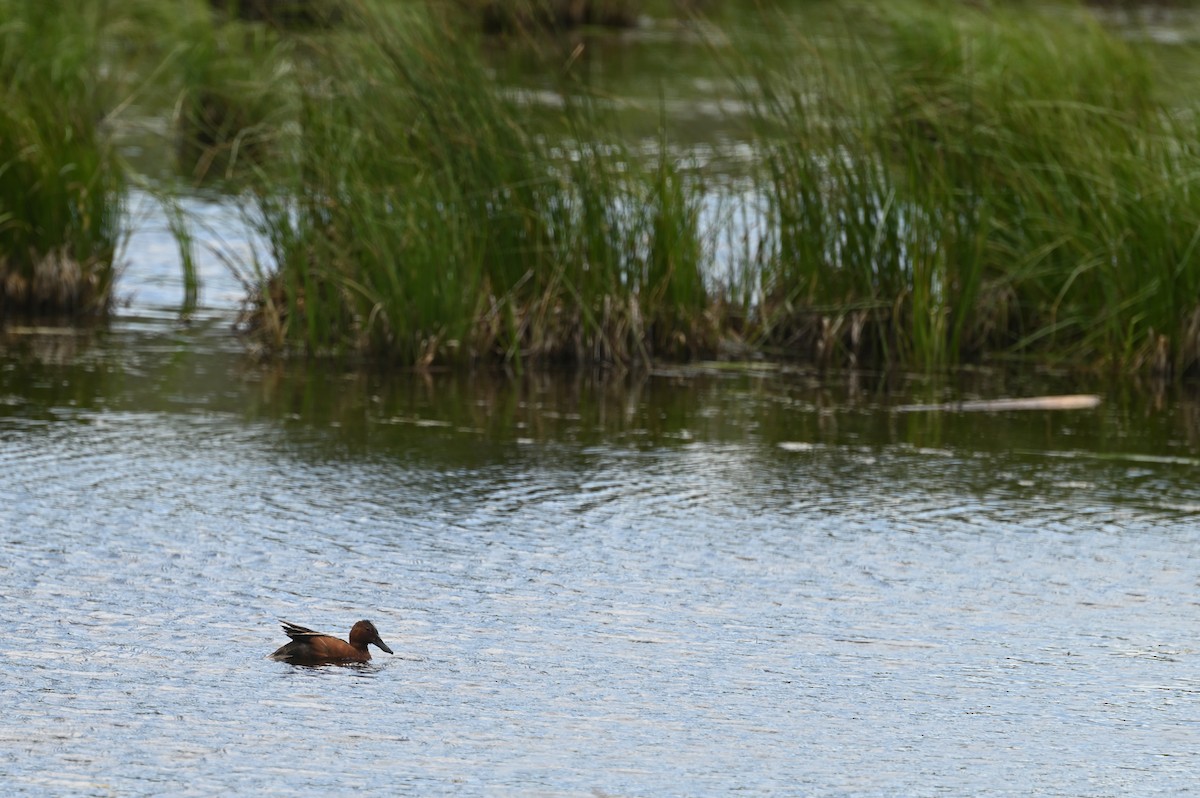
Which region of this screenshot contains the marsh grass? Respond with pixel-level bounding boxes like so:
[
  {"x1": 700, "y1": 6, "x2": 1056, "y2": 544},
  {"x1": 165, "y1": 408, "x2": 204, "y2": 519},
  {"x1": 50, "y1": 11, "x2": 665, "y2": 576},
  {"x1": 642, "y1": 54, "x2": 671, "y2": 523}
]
[
  {"x1": 244, "y1": 0, "x2": 1200, "y2": 373},
  {"x1": 737, "y1": 0, "x2": 1200, "y2": 375},
  {"x1": 175, "y1": 19, "x2": 292, "y2": 182},
  {"x1": 0, "y1": 1, "x2": 124, "y2": 316},
  {"x1": 242, "y1": 0, "x2": 713, "y2": 366},
  {"x1": 15, "y1": 0, "x2": 1200, "y2": 377}
]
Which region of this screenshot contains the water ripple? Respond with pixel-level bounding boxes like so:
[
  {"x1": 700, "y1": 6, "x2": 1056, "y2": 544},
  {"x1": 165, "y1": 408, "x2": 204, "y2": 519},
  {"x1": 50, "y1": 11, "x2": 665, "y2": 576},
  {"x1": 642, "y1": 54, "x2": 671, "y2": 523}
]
[{"x1": 2, "y1": 372, "x2": 1200, "y2": 795}]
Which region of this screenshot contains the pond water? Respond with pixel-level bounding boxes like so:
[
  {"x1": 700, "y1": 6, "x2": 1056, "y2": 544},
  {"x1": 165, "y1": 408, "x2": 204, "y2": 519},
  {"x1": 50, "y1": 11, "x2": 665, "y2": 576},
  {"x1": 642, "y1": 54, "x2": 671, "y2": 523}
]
[{"x1": 3, "y1": 195, "x2": 1200, "y2": 796}]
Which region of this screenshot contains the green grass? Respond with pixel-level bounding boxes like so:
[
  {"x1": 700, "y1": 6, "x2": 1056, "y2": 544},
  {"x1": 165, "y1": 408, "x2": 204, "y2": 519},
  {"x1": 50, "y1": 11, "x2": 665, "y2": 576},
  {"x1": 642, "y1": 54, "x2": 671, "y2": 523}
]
[
  {"x1": 0, "y1": 0, "x2": 293, "y2": 317},
  {"x1": 240, "y1": 0, "x2": 714, "y2": 367},
  {"x1": 0, "y1": 1, "x2": 124, "y2": 316},
  {"x1": 174, "y1": 16, "x2": 292, "y2": 182},
  {"x1": 239, "y1": 0, "x2": 1200, "y2": 375},
  {"x1": 11, "y1": 0, "x2": 1200, "y2": 378},
  {"x1": 735, "y1": 0, "x2": 1200, "y2": 375}
]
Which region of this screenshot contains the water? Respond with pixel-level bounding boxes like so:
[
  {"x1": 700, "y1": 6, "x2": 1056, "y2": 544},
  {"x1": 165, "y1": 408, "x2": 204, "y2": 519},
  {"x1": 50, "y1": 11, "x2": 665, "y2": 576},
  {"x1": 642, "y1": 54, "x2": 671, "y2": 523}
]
[
  {"x1": 9, "y1": 3, "x2": 1200, "y2": 784},
  {"x1": 3, "y1": 202, "x2": 1200, "y2": 795}
]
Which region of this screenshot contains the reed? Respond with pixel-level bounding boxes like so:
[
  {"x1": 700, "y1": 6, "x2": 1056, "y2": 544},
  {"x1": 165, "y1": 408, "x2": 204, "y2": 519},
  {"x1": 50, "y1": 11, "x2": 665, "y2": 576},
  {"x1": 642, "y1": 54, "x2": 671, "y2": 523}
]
[
  {"x1": 0, "y1": 1, "x2": 124, "y2": 316},
  {"x1": 17, "y1": 0, "x2": 1200, "y2": 378},
  {"x1": 175, "y1": 17, "x2": 292, "y2": 182},
  {"x1": 737, "y1": 0, "x2": 1200, "y2": 375},
  {"x1": 241, "y1": 0, "x2": 713, "y2": 366}
]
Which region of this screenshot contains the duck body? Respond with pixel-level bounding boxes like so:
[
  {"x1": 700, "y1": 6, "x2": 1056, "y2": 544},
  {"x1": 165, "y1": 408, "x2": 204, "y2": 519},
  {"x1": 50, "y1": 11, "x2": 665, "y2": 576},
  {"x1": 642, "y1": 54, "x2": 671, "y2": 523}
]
[{"x1": 269, "y1": 619, "x2": 393, "y2": 666}]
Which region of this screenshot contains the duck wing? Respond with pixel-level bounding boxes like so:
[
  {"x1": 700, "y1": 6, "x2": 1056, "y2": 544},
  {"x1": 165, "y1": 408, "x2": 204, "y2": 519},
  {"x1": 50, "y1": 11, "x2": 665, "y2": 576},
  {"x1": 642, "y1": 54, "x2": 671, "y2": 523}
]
[{"x1": 279, "y1": 620, "x2": 330, "y2": 641}]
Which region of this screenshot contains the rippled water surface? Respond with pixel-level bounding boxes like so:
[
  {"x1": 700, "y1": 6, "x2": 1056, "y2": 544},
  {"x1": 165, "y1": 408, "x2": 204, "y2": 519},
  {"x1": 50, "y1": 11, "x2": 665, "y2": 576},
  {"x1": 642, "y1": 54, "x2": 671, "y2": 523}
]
[{"x1": 3, "y1": 206, "x2": 1200, "y2": 796}]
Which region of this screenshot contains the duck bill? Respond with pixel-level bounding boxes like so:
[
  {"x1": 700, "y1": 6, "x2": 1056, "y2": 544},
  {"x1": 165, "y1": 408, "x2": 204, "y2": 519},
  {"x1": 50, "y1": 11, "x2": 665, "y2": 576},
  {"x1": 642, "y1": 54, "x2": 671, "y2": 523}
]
[{"x1": 375, "y1": 639, "x2": 394, "y2": 655}]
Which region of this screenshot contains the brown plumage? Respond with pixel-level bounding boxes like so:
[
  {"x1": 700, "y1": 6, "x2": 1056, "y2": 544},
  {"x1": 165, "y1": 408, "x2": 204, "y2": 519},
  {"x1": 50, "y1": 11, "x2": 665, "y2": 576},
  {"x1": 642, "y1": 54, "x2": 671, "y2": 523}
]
[{"x1": 269, "y1": 619, "x2": 394, "y2": 666}]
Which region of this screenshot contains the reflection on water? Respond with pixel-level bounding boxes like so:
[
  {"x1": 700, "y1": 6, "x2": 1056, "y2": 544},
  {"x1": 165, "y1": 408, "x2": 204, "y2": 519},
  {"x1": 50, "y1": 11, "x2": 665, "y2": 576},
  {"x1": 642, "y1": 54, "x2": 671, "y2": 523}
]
[
  {"x1": 3, "y1": 311, "x2": 1200, "y2": 796},
  {"x1": 6, "y1": 5, "x2": 1200, "y2": 787}
]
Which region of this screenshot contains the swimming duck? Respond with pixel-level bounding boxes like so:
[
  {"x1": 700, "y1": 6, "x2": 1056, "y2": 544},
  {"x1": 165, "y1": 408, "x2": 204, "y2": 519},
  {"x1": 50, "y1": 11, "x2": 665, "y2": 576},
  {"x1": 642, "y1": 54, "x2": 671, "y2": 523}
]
[{"x1": 269, "y1": 619, "x2": 393, "y2": 666}]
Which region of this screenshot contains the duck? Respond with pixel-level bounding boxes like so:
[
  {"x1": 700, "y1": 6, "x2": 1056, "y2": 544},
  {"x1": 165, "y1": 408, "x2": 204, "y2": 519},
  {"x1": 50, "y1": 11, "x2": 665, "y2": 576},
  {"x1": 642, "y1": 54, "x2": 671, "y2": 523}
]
[{"x1": 269, "y1": 619, "x2": 394, "y2": 666}]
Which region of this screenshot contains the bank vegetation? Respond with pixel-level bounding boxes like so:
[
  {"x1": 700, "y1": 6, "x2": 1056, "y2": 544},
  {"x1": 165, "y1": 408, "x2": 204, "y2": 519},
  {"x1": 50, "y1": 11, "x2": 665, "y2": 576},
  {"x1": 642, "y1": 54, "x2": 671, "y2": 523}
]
[{"x1": 4, "y1": 0, "x2": 1200, "y2": 376}]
